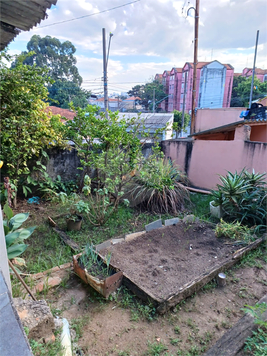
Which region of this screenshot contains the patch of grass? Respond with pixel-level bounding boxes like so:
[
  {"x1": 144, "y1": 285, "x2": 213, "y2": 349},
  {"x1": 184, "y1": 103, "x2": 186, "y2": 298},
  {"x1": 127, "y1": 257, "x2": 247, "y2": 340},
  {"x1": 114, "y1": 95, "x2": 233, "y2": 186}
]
[
  {"x1": 174, "y1": 325, "x2": 181, "y2": 334},
  {"x1": 188, "y1": 192, "x2": 214, "y2": 220},
  {"x1": 169, "y1": 337, "x2": 181, "y2": 345},
  {"x1": 146, "y1": 341, "x2": 168, "y2": 356},
  {"x1": 115, "y1": 286, "x2": 157, "y2": 322},
  {"x1": 71, "y1": 315, "x2": 89, "y2": 342},
  {"x1": 201, "y1": 279, "x2": 217, "y2": 292},
  {"x1": 29, "y1": 328, "x2": 64, "y2": 356}
]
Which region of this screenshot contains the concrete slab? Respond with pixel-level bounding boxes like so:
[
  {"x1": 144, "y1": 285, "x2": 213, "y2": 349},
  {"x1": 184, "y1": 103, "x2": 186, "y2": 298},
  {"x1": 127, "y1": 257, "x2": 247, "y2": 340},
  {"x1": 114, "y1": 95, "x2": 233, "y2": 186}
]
[
  {"x1": 125, "y1": 231, "x2": 146, "y2": 242},
  {"x1": 0, "y1": 270, "x2": 33, "y2": 356},
  {"x1": 145, "y1": 219, "x2": 162, "y2": 232},
  {"x1": 96, "y1": 240, "x2": 112, "y2": 252},
  {"x1": 13, "y1": 298, "x2": 55, "y2": 342},
  {"x1": 165, "y1": 218, "x2": 180, "y2": 226}
]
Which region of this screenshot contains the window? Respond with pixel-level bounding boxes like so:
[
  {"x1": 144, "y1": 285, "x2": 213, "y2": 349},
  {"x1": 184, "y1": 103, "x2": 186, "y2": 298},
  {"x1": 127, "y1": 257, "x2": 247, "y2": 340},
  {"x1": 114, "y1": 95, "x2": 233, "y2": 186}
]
[{"x1": 181, "y1": 83, "x2": 184, "y2": 89}]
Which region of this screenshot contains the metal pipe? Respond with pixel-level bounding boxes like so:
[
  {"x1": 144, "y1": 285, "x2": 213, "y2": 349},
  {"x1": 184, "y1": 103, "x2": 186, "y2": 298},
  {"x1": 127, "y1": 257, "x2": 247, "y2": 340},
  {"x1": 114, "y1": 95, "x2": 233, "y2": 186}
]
[{"x1": 249, "y1": 30, "x2": 259, "y2": 108}]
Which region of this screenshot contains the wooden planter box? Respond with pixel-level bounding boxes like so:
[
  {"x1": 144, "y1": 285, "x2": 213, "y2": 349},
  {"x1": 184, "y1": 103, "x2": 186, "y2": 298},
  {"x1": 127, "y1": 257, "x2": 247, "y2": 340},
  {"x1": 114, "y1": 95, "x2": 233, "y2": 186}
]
[{"x1": 73, "y1": 254, "x2": 123, "y2": 299}]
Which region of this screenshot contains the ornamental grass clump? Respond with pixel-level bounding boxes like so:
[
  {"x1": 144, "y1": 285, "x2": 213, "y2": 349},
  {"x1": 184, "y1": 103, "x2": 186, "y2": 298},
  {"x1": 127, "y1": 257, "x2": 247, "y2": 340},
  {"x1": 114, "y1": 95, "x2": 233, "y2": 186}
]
[{"x1": 130, "y1": 156, "x2": 190, "y2": 214}]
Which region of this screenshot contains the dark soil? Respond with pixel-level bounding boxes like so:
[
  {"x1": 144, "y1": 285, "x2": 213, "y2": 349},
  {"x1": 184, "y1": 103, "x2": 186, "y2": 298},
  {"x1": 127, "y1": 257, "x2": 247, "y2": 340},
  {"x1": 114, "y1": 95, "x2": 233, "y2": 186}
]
[{"x1": 102, "y1": 221, "x2": 243, "y2": 301}]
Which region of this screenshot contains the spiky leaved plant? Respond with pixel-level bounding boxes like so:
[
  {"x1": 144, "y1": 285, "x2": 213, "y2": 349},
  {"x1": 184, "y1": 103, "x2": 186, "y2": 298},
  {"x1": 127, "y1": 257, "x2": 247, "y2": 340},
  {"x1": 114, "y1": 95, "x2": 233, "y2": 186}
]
[{"x1": 129, "y1": 157, "x2": 190, "y2": 214}]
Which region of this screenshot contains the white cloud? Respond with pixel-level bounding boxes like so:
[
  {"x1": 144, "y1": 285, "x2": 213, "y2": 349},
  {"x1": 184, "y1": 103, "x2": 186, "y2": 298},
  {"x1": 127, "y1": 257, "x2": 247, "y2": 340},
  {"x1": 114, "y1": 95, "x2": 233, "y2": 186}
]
[{"x1": 7, "y1": 0, "x2": 267, "y2": 92}]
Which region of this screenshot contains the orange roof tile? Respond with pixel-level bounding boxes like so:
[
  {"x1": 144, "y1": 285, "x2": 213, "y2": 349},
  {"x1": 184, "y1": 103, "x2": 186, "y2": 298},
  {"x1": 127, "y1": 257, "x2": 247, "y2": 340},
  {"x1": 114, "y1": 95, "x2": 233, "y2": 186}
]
[{"x1": 46, "y1": 106, "x2": 76, "y2": 121}]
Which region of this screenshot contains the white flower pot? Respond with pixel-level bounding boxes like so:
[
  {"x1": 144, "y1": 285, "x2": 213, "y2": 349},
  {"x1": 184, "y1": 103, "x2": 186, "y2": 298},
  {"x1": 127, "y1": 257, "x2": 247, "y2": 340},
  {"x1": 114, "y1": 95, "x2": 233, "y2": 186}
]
[{"x1": 210, "y1": 201, "x2": 223, "y2": 219}]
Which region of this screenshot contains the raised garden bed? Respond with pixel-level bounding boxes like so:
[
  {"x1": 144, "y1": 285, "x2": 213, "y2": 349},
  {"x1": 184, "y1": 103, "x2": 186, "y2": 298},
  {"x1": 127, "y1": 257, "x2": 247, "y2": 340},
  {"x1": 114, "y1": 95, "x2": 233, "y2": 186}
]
[
  {"x1": 73, "y1": 253, "x2": 123, "y2": 299},
  {"x1": 99, "y1": 221, "x2": 264, "y2": 313}
]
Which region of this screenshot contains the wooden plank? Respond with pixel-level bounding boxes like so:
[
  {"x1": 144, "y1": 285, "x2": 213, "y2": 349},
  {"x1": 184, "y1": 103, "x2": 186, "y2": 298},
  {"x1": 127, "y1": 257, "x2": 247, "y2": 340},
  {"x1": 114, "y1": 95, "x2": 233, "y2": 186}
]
[
  {"x1": 203, "y1": 294, "x2": 267, "y2": 356},
  {"x1": 52, "y1": 226, "x2": 80, "y2": 252}
]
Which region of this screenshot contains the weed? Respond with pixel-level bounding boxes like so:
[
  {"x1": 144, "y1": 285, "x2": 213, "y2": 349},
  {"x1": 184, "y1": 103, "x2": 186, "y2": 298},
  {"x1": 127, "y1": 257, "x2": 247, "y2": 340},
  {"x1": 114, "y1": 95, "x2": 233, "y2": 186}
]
[
  {"x1": 70, "y1": 296, "x2": 76, "y2": 305},
  {"x1": 29, "y1": 328, "x2": 64, "y2": 356},
  {"x1": 174, "y1": 326, "x2": 181, "y2": 334},
  {"x1": 146, "y1": 341, "x2": 168, "y2": 356},
  {"x1": 221, "y1": 320, "x2": 232, "y2": 329},
  {"x1": 243, "y1": 302, "x2": 267, "y2": 356},
  {"x1": 71, "y1": 316, "x2": 89, "y2": 342},
  {"x1": 201, "y1": 279, "x2": 217, "y2": 292},
  {"x1": 170, "y1": 338, "x2": 181, "y2": 345}
]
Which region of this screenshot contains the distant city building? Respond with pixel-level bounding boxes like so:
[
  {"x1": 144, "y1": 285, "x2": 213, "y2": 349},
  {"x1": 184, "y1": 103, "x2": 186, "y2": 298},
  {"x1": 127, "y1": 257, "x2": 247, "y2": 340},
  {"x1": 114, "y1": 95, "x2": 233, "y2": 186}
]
[
  {"x1": 157, "y1": 60, "x2": 234, "y2": 113},
  {"x1": 88, "y1": 97, "x2": 121, "y2": 111},
  {"x1": 241, "y1": 67, "x2": 267, "y2": 82},
  {"x1": 120, "y1": 96, "x2": 142, "y2": 111}
]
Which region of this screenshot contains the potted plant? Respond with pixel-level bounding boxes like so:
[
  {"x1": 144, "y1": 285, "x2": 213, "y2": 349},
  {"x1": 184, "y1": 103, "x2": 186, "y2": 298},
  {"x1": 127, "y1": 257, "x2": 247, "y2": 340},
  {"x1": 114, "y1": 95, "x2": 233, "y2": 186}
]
[
  {"x1": 66, "y1": 200, "x2": 89, "y2": 231},
  {"x1": 210, "y1": 189, "x2": 224, "y2": 219},
  {"x1": 73, "y1": 244, "x2": 123, "y2": 298}
]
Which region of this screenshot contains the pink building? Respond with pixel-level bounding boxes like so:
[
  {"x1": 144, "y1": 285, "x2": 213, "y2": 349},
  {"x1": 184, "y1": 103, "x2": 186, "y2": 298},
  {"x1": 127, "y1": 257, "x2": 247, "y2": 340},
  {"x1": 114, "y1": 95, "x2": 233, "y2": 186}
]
[
  {"x1": 182, "y1": 61, "x2": 234, "y2": 113},
  {"x1": 167, "y1": 67, "x2": 183, "y2": 112},
  {"x1": 242, "y1": 68, "x2": 267, "y2": 82},
  {"x1": 160, "y1": 70, "x2": 170, "y2": 112}
]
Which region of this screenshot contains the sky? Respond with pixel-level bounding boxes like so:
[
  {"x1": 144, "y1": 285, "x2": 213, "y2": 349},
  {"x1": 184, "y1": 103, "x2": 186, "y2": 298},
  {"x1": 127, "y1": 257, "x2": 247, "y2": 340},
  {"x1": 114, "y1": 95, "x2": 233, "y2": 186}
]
[{"x1": 7, "y1": 0, "x2": 267, "y2": 95}]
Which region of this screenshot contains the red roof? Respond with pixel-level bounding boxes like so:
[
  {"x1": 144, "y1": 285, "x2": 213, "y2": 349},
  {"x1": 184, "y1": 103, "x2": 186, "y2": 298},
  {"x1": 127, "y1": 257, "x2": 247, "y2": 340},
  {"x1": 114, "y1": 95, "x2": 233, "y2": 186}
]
[
  {"x1": 125, "y1": 96, "x2": 142, "y2": 101},
  {"x1": 187, "y1": 61, "x2": 233, "y2": 70},
  {"x1": 46, "y1": 106, "x2": 76, "y2": 121}
]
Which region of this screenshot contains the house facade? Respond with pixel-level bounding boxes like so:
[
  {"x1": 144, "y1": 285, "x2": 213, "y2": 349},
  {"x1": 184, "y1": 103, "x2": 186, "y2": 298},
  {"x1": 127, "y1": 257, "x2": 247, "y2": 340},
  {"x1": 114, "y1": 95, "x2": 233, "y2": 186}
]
[
  {"x1": 160, "y1": 70, "x2": 170, "y2": 112},
  {"x1": 167, "y1": 68, "x2": 183, "y2": 112},
  {"x1": 157, "y1": 61, "x2": 234, "y2": 114},
  {"x1": 88, "y1": 97, "x2": 121, "y2": 111},
  {"x1": 242, "y1": 67, "x2": 267, "y2": 82}
]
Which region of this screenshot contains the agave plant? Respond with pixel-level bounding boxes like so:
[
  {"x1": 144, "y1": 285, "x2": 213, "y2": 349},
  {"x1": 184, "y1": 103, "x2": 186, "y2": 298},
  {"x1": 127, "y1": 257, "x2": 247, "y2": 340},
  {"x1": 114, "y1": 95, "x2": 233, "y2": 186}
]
[
  {"x1": 213, "y1": 169, "x2": 267, "y2": 227},
  {"x1": 129, "y1": 157, "x2": 190, "y2": 214},
  {"x1": 3, "y1": 203, "x2": 36, "y2": 268}
]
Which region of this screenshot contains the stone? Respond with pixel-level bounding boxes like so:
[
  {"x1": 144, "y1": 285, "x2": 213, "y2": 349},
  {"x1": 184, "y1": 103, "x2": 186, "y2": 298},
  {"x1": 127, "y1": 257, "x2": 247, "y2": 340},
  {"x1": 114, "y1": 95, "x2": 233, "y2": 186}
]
[
  {"x1": 125, "y1": 231, "x2": 146, "y2": 242},
  {"x1": 145, "y1": 219, "x2": 162, "y2": 232},
  {"x1": 182, "y1": 215, "x2": 199, "y2": 224},
  {"x1": 164, "y1": 218, "x2": 180, "y2": 226},
  {"x1": 96, "y1": 240, "x2": 112, "y2": 252},
  {"x1": 13, "y1": 298, "x2": 55, "y2": 342},
  {"x1": 33, "y1": 276, "x2": 62, "y2": 293},
  {"x1": 111, "y1": 238, "x2": 124, "y2": 245}
]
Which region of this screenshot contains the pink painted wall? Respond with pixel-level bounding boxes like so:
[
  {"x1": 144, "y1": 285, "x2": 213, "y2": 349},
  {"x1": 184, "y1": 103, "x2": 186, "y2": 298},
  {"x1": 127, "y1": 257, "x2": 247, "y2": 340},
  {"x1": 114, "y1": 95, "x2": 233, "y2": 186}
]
[
  {"x1": 195, "y1": 108, "x2": 244, "y2": 132},
  {"x1": 250, "y1": 124, "x2": 267, "y2": 143},
  {"x1": 162, "y1": 126, "x2": 267, "y2": 190},
  {"x1": 223, "y1": 68, "x2": 234, "y2": 107}
]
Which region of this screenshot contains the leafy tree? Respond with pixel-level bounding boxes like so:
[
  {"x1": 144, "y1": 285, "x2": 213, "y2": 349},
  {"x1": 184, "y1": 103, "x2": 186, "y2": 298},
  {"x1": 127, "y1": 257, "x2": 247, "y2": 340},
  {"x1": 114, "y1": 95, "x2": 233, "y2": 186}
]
[
  {"x1": 14, "y1": 35, "x2": 90, "y2": 109},
  {"x1": 231, "y1": 75, "x2": 266, "y2": 107},
  {"x1": 128, "y1": 84, "x2": 144, "y2": 98},
  {"x1": 128, "y1": 80, "x2": 166, "y2": 111},
  {"x1": 48, "y1": 79, "x2": 90, "y2": 109},
  {"x1": 0, "y1": 52, "x2": 66, "y2": 206},
  {"x1": 65, "y1": 105, "x2": 165, "y2": 225},
  {"x1": 15, "y1": 35, "x2": 82, "y2": 84},
  {"x1": 173, "y1": 110, "x2": 190, "y2": 137}
]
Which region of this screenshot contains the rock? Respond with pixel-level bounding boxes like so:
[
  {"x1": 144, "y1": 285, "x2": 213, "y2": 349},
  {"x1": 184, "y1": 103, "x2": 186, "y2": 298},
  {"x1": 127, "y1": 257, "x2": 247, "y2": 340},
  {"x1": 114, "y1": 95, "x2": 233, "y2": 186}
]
[
  {"x1": 125, "y1": 231, "x2": 145, "y2": 242},
  {"x1": 13, "y1": 298, "x2": 55, "y2": 342},
  {"x1": 182, "y1": 215, "x2": 199, "y2": 224}
]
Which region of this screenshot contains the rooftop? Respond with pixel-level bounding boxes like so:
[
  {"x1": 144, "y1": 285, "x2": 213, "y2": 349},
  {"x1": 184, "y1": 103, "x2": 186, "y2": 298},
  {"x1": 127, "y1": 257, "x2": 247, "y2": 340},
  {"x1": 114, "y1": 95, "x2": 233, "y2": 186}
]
[{"x1": 0, "y1": 0, "x2": 57, "y2": 50}]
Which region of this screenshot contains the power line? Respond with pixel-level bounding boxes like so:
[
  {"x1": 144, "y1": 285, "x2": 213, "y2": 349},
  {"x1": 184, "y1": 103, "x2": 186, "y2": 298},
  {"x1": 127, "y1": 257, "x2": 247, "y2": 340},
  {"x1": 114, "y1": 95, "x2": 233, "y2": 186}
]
[{"x1": 37, "y1": 0, "x2": 141, "y2": 29}]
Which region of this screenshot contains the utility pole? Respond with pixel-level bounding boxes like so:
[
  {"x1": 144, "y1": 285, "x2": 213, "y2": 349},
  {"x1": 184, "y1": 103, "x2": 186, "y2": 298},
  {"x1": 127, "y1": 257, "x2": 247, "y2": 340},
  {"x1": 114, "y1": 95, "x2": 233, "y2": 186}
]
[
  {"x1": 189, "y1": 0, "x2": 199, "y2": 135},
  {"x1": 181, "y1": 71, "x2": 188, "y2": 137},
  {"x1": 152, "y1": 88, "x2": 155, "y2": 113},
  {"x1": 249, "y1": 30, "x2": 259, "y2": 108},
  {"x1": 102, "y1": 28, "x2": 108, "y2": 118}
]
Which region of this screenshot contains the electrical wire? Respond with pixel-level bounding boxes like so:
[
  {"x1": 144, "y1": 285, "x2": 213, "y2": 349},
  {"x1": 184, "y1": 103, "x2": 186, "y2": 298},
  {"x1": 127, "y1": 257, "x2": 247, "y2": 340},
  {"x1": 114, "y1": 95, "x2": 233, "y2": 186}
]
[{"x1": 37, "y1": 0, "x2": 141, "y2": 29}]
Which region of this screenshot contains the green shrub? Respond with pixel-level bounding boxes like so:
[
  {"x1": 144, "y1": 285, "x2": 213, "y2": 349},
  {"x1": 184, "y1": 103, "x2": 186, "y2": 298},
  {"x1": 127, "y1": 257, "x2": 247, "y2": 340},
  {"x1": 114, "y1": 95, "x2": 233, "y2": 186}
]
[{"x1": 129, "y1": 157, "x2": 190, "y2": 214}]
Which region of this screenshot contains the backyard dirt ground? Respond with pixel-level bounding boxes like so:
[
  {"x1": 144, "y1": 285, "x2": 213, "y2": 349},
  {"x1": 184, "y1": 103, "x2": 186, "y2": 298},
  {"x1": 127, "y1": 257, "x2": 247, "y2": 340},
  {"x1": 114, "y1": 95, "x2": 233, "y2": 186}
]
[
  {"x1": 12, "y1": 199, "x2": 267, "y2": 355},
  {"x1": 48, "y1": 262, "x2": 267, "y2": 356}
]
